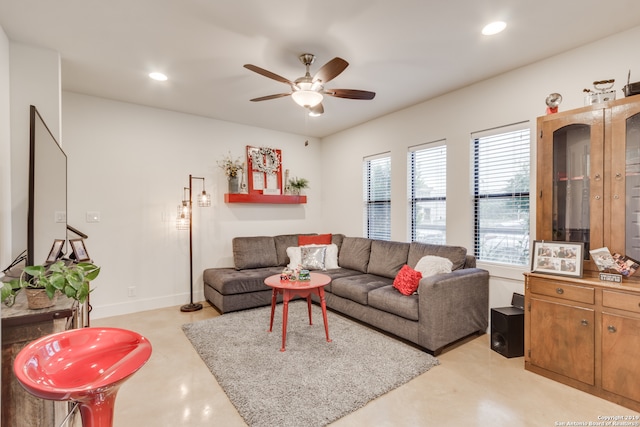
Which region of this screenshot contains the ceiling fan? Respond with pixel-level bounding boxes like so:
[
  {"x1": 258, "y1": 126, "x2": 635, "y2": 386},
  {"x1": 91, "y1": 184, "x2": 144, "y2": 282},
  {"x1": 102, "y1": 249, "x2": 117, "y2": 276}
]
[{"x1": 244, "y1": 53, "x2": 376, "y2": 116}]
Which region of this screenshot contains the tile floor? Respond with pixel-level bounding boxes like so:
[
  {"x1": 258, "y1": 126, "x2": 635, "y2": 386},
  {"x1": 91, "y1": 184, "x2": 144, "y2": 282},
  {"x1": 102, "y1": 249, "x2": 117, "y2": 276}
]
[{"x1": 86, "y1": 302, "x2": 639, "y2": 427}]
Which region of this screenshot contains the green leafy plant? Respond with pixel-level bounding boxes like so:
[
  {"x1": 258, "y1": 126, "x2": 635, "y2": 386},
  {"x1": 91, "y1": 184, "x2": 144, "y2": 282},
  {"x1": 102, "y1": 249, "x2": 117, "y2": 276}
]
[
  {"x1": 1, "y1": 261, "x2": 100, "y2": 305},
  {"x1": 288, "y1": 177, "x2": 309, "y2": 191}
]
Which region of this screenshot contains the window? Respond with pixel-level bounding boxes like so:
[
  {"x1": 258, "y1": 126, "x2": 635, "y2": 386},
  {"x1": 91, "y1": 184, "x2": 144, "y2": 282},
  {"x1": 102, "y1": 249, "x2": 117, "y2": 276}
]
[
  {"x1": 408, "y1": 141, "x2": 446, "y2": 244},
  {"x1": 363, "y1": 154, "x2": 391, "y2": 240},
  {"x1": 473, "y1": 124, "x2": 530, "y2": 265}
]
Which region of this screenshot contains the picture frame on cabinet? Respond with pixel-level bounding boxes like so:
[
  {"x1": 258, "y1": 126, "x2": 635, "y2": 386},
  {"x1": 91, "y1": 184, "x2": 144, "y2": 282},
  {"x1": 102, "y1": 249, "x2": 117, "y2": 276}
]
[
  {"x1": 531, "y1": 240, "x2": 583, "y2": 278},
  {"x1": 70, "y1": 238, "x2": 91, "y2": 262},
  {"x1": 45, "y1": 239, "x2": 65, "y2": 264}
]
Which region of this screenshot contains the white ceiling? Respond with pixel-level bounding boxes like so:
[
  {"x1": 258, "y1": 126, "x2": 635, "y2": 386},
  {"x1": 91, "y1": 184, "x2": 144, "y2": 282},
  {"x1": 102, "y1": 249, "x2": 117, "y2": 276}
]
[{"x1": 2, "y1": 0, "x2": 640, "y2": 138}]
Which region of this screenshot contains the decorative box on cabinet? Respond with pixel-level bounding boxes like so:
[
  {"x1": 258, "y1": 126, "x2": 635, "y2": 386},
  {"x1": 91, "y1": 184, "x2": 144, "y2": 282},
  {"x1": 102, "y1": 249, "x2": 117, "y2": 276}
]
[
  {"x1": 524, "y1": 272, "x2": 640, "y2": 412},
  {"x1": 1, "y1": 292, "x2": 81, "y2": 427}
]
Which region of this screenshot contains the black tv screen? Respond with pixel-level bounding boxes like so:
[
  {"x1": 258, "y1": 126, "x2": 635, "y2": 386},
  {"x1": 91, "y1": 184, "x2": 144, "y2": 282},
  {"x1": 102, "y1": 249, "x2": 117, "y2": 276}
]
[{"x1": 28, "y1": 105, "x2": 67, "y2": 266}]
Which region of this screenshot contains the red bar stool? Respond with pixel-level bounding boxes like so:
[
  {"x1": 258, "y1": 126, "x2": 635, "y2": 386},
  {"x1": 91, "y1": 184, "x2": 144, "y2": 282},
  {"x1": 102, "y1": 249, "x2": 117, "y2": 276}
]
[{"x1": 13, "y1": 327, "x2": 152, "y2": 427}]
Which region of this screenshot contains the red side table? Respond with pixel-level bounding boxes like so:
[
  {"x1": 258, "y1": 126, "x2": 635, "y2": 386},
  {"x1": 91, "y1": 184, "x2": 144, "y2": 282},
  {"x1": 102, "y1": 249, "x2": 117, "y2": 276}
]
[{"x1": 264, "y1": 272, "x2": 332, "y2": 351}]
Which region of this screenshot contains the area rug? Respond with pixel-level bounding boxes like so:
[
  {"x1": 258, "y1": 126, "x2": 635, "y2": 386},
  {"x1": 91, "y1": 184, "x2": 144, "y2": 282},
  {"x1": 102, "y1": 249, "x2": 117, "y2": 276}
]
[{"x1": 182, "y1": 301, "x2": 439, "y2": 427}]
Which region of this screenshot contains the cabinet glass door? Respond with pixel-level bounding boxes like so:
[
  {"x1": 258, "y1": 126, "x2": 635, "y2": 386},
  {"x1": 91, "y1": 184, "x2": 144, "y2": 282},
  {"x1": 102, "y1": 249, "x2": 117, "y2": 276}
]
[
  {"x1": 611, "y1": 100, "x2": 640, "y2": 260},
  {"x1": 552, "y1": 124, "x2": 594, "y2": 258},
  {"x1": 625, "y1": 113, "x2": 640, "y2": 259}
]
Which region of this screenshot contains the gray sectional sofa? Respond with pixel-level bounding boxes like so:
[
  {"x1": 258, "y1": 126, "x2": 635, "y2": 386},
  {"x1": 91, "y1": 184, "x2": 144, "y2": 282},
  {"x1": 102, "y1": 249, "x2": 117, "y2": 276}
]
[{"x1": 203, "y1": 233, "x2": 489, "y2": 354}]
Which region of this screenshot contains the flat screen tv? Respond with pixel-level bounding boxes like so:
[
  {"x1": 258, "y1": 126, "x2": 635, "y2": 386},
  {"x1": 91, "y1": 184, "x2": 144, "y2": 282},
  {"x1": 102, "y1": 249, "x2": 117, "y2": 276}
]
[{"x1": 28, "y1": 105, "x2": 67, "y2": 266}]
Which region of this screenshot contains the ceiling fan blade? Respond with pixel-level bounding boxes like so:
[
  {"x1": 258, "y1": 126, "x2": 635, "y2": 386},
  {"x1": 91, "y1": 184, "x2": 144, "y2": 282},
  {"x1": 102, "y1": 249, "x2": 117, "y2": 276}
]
[
  {"x1": 325, "y1": 89, "x2": 376, "y2": 100},
  {"x1": 313, "y1": 57, "x2": 348, "y2": 84},
  {"x1": 249, "y1": 93, "x2": 291, "y2": 102},
  {"x1": 244, "y1": 64, "x2": 294, "y2": 87}
]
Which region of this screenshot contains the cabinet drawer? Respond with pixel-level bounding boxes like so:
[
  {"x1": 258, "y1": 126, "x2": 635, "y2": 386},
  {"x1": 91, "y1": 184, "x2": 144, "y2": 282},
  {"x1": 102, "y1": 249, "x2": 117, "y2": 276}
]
[
  {"x1": 530, "y1": 280, "x2": 595, "y2": 304},
  {"x1": 603, "y1": 290, "x2": 640, "y2": 314}
]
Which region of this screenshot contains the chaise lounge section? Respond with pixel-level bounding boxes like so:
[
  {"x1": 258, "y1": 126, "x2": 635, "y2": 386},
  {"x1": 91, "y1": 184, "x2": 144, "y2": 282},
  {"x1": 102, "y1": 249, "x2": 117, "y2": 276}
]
[{"x1": 203, "y1": 233, "x2": 489, "y2": 354}]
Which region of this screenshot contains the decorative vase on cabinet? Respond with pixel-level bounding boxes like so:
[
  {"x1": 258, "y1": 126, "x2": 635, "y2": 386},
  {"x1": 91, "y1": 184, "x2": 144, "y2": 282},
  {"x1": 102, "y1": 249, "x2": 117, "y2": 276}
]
[{"x1": 228, "y1": 176, "x2": 240, "y2": 194}]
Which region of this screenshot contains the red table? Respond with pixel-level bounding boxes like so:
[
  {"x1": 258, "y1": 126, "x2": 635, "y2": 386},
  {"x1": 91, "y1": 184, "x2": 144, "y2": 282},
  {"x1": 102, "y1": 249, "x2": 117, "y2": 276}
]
[{"x1": 264, "y1": 272, "x2": 332, "y2": 352}]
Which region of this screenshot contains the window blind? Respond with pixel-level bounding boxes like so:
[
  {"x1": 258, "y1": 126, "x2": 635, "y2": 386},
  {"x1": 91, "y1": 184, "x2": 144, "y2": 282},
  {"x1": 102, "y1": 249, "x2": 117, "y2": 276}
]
[
  {"x1": 408, "y1": 141, "x2": 446, "y2": 244},
  {"x1": 473, "y1": 125, "x2": 531, "y2": 265},
  {"x1": 363, "y1": 154, "x2": 391, "y2": 240}
]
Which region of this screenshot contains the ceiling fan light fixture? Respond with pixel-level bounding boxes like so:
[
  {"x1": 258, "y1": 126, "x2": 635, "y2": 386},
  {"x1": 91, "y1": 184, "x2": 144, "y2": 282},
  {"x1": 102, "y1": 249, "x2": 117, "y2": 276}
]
[{"x1": 291, "y1": 89, "x2": 323, "y2": 108}]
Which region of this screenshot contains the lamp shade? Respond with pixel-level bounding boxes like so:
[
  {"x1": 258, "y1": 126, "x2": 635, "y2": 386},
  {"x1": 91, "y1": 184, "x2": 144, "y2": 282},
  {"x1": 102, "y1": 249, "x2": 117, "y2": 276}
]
[
  {"x1": 291, "y1": 82, "x2": 323, "y2": 108},
  {"x1": 197, "y1": 191, "x2": 211, "y2": 207}
]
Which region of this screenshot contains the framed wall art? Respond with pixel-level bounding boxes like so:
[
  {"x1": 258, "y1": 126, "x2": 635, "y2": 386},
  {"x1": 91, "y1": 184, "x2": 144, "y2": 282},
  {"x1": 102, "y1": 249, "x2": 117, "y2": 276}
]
[
  {"x1": 531, "y1": 240, "x2": 584, "y2": 278},
  {"x1": 246, "y1": 146, "x2": 282, "y2": 195}
]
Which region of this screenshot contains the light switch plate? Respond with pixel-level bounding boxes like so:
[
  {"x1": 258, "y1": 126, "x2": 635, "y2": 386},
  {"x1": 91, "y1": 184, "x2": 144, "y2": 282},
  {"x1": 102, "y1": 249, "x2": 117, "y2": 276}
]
[{"x1": 86, "y1": 211, "x2": 101, "y2": 223}]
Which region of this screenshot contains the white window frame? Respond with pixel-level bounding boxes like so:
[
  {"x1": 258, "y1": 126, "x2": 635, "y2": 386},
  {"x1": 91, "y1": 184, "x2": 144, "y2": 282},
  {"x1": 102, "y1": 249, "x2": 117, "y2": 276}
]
[
  {"x1": 408, "y1": 140, "x2": 447, "y2": 244},
  {"x1": 472, "y1": 123, "x2": 531, "y2": 266},
  {"x1": 363, "y1": 153, "x2": 391, "y2": 240}
]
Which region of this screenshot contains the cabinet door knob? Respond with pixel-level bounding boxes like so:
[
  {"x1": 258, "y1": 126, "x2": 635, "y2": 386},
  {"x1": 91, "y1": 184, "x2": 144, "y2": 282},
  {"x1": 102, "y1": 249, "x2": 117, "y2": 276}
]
[
  {"x1": 594, "y1": 173, "x2": 602, "y2": 181},
  {"x1": 594, "y1": 195, "x2": 601, "y2": 200},
  {"x1": 581, "y1": 319, "x2": 589, "y2": 326},
  {"x1": 556, "y1": 287, "x2": 564, "y2": 295},
  {"x1": 607, "y1": 325, "x2": 617, "y2": 333},
  {"x1": 615, "y1": 172, "x2": 622, "y2": 180}
]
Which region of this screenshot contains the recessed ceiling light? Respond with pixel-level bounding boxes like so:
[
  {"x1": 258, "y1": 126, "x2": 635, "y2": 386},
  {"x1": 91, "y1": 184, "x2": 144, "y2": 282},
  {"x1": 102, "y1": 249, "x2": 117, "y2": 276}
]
[
  {"x1": 149, "y1": 72, "x2": 168, "y2": 81},
  {"x1": 482, "y1": 21, "x2": 506, "y2": 36}
]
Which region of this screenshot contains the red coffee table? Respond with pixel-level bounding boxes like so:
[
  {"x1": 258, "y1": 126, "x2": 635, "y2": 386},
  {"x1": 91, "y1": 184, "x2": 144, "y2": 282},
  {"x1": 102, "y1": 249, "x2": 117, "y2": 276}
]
[{"x1": 264, "y1": 272, "x2": 332, "y2": 352}]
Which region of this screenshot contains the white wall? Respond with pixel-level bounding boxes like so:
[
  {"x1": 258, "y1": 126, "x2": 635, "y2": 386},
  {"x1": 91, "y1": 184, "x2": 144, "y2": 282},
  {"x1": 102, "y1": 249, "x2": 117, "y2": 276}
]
[
  {"x1": 321, "y1": 25, "x2": 640, "y2": 309},
  {"x1": 62, "y1": 93, "x2": 322, "y2": 318}
]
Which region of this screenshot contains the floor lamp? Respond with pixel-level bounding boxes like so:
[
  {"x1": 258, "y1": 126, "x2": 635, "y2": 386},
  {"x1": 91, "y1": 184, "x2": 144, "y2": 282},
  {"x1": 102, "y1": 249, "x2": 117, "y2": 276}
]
[{"x1": 177, "y1": 174, "x2": 210, "y2": 312}]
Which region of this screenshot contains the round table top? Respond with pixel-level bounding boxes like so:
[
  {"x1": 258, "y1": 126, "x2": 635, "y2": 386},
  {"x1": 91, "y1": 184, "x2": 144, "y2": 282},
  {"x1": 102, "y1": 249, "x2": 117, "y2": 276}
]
[{"x1": 264, "y1": 272, "x2": 331, "y2": 290}]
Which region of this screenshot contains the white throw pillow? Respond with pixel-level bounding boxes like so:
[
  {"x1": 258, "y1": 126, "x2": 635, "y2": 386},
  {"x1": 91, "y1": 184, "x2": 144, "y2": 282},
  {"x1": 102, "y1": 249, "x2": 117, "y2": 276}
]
[
  {"x1": 287, "y1": 244, "x2": 339, "y2": 270},
  {"x1": 414, "y1": 255, "x2": 453, "y2": 277}
]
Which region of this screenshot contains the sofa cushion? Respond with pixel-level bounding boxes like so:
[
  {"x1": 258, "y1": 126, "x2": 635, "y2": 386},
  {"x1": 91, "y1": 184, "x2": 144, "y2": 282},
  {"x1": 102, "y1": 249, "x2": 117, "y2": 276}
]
[
  {"x1": 204, "y1": 267, "x2": 282, "y2": 295},
  {"x1": 408, "y1": 242, "x2": 467, "y2": 271},
  {"x1": 298, "y1": 233, "x2": 332, "y2": 246},
  {"x1": 331, "y1": 274, "x2": 392, "y2": 305},
  {"x1": 368, "y1": 285, "x2": 419, "y2": 321},
  {"x1": 233, "y1": 236, "x2": 278, "y2": 269},
  {"x1": 274, "y1": 234, "x2": 301, "y2": 266},
  {"x1": 300, "y1": 246, "x2": 326, "y2": 270},
  {"x1": 392, "y1": 264, "x2": 422, "y2": 296},
  {"x1": 367, "y1": 240, "x2": 410, "y2": 279},
  {"x1": 288, "y1": 244, "x2": 339, "y2": 270},
  {"x1": 415, "y1": 255, "x2": 453, "y2": 277},
  {"x1": 338, "y1": 237, "x2": 372, "y2": 273},
  {"x1": 331, "y1": 233, "x2": 345, "y2": 250}
]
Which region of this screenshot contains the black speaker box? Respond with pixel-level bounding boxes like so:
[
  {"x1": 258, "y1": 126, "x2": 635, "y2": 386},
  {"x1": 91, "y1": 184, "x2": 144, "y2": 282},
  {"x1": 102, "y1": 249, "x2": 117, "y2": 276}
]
[{"x1": 491, "y1": 306, "x2": 524, "y2": 358}]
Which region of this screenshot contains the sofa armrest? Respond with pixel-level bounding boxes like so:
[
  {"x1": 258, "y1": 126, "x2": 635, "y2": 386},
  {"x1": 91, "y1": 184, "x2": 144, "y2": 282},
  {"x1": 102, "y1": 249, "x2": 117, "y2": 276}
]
[{"x1": 417, "y1": 268, "x2": 489, "y2": 353}]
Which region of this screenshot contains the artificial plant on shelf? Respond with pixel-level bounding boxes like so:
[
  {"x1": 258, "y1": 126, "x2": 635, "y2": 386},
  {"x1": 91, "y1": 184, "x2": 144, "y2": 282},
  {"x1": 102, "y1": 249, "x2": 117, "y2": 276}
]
[
  {"x1": 1, "y1": 260, "x2": 100, "y2": 308},
  {"x1": 217, "y1": 152, "x2": 244, "y2": 180},
  {"x1": 288, "y1": 177, "x2": 309, "y2": 195}
]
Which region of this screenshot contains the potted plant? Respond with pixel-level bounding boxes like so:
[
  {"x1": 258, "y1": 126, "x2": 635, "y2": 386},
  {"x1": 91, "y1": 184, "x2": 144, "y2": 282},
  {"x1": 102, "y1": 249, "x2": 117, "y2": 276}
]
[
  {"x1": 288, "y1": 177, "x2": 309, "y2": 195},
  {"x1": 217, "y1": 152, "x2": 244, "y2": 193},
  {"x1": 1, "y1": 261, "x2": 100, "y2": 309}
]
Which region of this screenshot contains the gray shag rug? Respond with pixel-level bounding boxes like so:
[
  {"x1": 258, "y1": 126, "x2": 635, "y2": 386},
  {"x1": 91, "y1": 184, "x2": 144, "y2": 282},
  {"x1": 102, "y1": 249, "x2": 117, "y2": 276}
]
[{"x1": 182, "y1": 301, "x2": 439, "y2": 427}]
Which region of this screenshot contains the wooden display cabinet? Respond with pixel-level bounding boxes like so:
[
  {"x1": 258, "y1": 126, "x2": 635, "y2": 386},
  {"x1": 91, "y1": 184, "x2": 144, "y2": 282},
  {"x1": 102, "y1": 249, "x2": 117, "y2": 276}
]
[
  {"x1": 524, "y1": 272, "x2": 640, "y2": 412},
  {"x1": 536, "y1": 96, "x2": 640, "y2": 271},
  {"x1": 527, "y1": 96, "x2": 640, "y2": 412}
]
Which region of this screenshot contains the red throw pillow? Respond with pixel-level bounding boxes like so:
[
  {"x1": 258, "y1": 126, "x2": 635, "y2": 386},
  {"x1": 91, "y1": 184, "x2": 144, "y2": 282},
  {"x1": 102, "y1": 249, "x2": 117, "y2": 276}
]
[
  {"x1": 298, "y1": 233, "x2": 332, "y2": 246},
  {"x1": 393, "y1": 264, "x2": 422, "y2": 296}
]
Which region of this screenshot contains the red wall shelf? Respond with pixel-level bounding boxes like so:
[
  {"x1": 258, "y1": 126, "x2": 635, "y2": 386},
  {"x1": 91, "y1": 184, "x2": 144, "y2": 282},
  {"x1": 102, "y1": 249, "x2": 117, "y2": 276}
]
[{"x1": 224, "y1": 193, "x2": 307, "y2": 204}]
